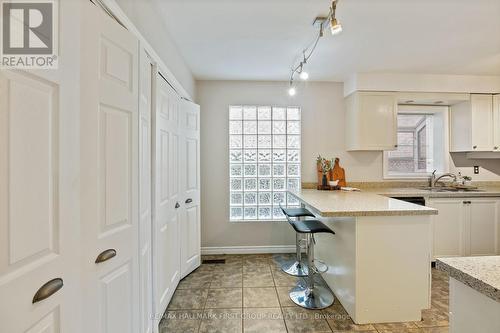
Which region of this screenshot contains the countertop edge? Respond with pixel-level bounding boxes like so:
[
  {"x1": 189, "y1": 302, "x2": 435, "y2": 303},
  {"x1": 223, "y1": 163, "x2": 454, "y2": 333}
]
[{"x1": 436, "y1": 259, "x2": 500, "y2": 303}]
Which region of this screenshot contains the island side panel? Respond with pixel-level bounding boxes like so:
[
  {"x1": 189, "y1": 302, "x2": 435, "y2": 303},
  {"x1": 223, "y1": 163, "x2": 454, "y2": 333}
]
[
  {"x1": 315, "y1": 217, "x2": 357, "y2": 317},
  {"x1": 449, "y1": 277, "x2": 500, "y2": 333},
  {"x1": 355, "y1": 215, "x2": 432, "y2": 324}
]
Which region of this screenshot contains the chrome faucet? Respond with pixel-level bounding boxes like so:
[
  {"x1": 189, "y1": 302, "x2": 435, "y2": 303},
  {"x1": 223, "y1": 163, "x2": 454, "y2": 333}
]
[
  {"x1": 432, "y1": 173, "x2": 457, "y2": 187},
  {"x1": 429, "y1": 170, "x2": 437, "y2": 187}
]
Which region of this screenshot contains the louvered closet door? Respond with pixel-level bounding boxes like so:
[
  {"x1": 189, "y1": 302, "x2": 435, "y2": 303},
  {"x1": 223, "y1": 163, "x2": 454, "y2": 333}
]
[
  {"x1": 180, "y1": 99, "x2": 201, "y2": 278},
  {"x1": 152, "y1": 74, "x2": 181, "y2": 320},
  {"x1": 0, "y1": 1, "x2": 80, "y2": 331},
  {"x1": 80, "y1": 2, "x2": 140, "y2": 333}
]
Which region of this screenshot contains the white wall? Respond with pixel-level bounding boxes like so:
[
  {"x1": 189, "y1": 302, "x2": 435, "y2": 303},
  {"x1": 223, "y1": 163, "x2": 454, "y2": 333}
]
[
  {"x1": 198, "y1": 80, "x2": 500, "y2": 248},
  {"x1": 114, "y1": 0, "x2": 196, "y2": 98}
]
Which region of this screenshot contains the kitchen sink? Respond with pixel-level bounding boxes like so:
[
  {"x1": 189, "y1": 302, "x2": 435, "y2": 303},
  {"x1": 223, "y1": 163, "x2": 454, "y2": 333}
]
[{"x1": 416, "y1": 186, "x2": 485, "y2": 192}]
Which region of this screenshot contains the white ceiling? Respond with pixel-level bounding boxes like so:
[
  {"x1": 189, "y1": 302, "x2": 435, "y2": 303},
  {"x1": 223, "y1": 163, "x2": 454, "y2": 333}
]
[{"x1": 152, "y1": 0, "x2": 500, "y2": 82}]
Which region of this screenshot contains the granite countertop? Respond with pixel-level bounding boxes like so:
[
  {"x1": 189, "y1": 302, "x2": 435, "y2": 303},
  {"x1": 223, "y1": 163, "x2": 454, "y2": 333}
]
[
  {"x1": 288, "y1": 189, "x2": 438, "y2": 217},
  {"x1": 436, "y1": 256, "x2": 500, "y2": 303},
  {"x1": 364, "y1": 186, "x2": 500, "y2": 198}
]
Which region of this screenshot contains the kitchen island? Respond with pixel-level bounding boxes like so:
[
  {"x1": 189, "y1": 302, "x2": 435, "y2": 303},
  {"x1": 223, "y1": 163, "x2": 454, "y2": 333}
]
[
  {"x1": 437, "y1": 256, "x2": 500, "y2": 333},
  {"x1": 288, "y1": 189, "x2": 438, "y2": 324}
]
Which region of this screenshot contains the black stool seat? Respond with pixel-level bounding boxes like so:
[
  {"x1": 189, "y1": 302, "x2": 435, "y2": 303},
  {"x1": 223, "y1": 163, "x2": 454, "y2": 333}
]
[
  {"x1": 291, "y1": 219, "x2": 335, "y2": 235},
  {"x1": 281, "y1": 207, "x2": 315, "y2": 218}
]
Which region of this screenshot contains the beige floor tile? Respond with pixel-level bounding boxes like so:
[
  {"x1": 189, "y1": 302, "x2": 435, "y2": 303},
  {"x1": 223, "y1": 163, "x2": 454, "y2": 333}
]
[
  {"x1": 205, "y1": 288, "x2": 243, "y2": 309},
  {"x1": 159, "y1": 310, "x2": 203, "y2": 333},
  {"x1": 414, "y1": 308, "x2": 449, "y2": 328},
  {"x1": 243, "y1": 287, "x2": 280, "y2": 308},
  {"x1": 199, "y1": 308, "x2": 243, "y2": 333},
  {"x1": 322, "y1": 304, "x2": 376, "y2": 331},
  {"x1": 210, "y1": 267, "x2": 243, "y2": 288},
  {"x1": 243, "y1": 269, "x2": 275, "y2": 287},
  {"x1": 168, "y1": 288, "x2": 208, "y2": 310},
  {"x1": 271, "y1": 268, "x2": 303, "y2": 287},
  {"x1": 282, "y1": 306, "x2": 332, "y2": 333},
  {"x1": 243, "y1": 307, "x2": 287, "y2": 333},
  {"x1": 373, "y1": 322, "x2": 419, "y2": 331},
  {"x1": 276, "y1": 286, "x2": 296, "y2": 307},
  {"x1": 177, "y1": 270, "x2": 213, "y2": 290}
]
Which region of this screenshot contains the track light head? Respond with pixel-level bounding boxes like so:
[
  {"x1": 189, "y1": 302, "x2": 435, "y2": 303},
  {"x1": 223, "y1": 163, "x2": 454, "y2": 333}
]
[
  {"x1": 288, "y1": 86, "x2": 297, "y2": 96},
  {"x1": 330, "y1": 0, "x2": 342, "y2": 35},
  {"x1": 330, "y1": 18, "x2": 342, "y2": 35},
  {"x1": 299, "y1": 71, "x2": 309, "y2": 80}
]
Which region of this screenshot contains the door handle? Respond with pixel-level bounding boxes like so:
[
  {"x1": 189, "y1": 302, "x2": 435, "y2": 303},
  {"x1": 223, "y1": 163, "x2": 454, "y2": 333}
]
[
  {"x1": 95, "y1": 249, "x2": 116, "y2": 264},
  {"x1": 33, "y1": 278, "x2": 63, "y2": 304},
  {"x1": 175, "y1": 202, "x2": 180, "y2": 209},
  {"x1": 185, "y1": 198, "x2": 193, "y2": 204}
]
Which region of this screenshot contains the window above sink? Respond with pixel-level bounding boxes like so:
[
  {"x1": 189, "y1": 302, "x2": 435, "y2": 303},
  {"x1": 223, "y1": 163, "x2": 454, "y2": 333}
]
[{"x1": 384, "y1": 105, "x2": 449, "y2": 179}]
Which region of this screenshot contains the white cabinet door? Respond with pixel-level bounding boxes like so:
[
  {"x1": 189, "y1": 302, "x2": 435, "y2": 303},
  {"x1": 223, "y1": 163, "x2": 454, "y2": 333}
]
[
  {"x1": 467, "y1": 198, "x2": 500, "y2": 256},
  {"x1": 345, "y1": 92, "x2": 397, "y2": 151},
  {"x1": 470, "y1": 94, "x2": 494, "y2": 151},
  {"x1": 139, "y1": 49, "x2": 154, "y2": 333},
  {"x1": 428, "y1": 199, "x2": 465, "y2": 258},
  {"x1": 179, "y1": 100, "x2": 201, "y2": 278},
  {"x1": 494, "y1": 95, "x2": 500, "y2": 150},
  {"x1": 152, "y1": 74, "x2": 181, "y2": 321},
  {"x1": 80, "y1": 2, "x2": 139, "y2": 333}
]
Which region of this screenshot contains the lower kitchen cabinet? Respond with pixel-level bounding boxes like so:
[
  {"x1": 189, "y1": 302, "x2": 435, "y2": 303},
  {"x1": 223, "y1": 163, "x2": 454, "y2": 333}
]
[{"x1": 427, "y1": 197, "x2": 500, "y2": 259}]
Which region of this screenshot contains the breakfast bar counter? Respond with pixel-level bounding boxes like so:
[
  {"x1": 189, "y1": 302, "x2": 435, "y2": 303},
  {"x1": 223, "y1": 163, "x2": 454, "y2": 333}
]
[{"x1": 288, "y1": 189, "x2": 438, "y2": 324}]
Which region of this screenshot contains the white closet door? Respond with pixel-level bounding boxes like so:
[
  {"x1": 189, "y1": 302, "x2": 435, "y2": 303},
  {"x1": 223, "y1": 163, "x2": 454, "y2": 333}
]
[
  {"x1": 80, "y1": 2, "x2": 139, "y2": 333},
  {"x1": 153, "y1": 74, "x2": 181, "y2": 320},
  {"x1": 139, "y1": 48, "x2": 153, "y2": 333},
  {"x1": 180, "y1": 100, "x2": 201, "y2": 278},
  {"x1": 0, "y1": 1, "x2": 81, "y2": 331}
]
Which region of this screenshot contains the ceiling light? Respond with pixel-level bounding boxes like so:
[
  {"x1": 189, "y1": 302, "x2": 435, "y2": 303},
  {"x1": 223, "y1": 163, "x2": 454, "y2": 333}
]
[
  {"x1": 288, "y1": 86, "x2": 297, "y2": 96},
  {"x1": 330, "y1": 0, "x2": 342, "y2": 35},
  {"x1": 330, "y1": 18, "x2": 342, "y2": 35},
  {"x1": 299, "y1": 71, "x2": 309, "y2": 80}
]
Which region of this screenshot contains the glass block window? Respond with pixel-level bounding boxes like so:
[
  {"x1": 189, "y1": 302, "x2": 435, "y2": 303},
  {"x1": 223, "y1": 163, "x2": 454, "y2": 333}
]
[{"x1": 229, "y1": 106, "x2": 301, "y2": 221}]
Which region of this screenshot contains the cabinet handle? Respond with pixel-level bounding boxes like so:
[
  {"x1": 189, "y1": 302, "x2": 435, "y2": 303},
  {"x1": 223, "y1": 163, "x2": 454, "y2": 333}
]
[
  {"x1": 185, "y1": 198, "x2": 193, "y2": 204},
  {"x1": 175, "y1": 202, "x2": 180, "y2": 209},
  {"x1": 95, "y1": 249, "x2": 116, "y2": 264},
  {"x1": 33, "y1": 278, "x2": 63, "y2": 304},
  {"x1": 463, "y1": 201, "x2": 471, "y2": 204}
]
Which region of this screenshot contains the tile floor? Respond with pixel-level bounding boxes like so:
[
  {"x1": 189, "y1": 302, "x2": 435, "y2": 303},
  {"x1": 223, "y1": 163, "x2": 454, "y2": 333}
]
[{"x1": 159, "y1": 254, "x2": 450, "y2": 333}]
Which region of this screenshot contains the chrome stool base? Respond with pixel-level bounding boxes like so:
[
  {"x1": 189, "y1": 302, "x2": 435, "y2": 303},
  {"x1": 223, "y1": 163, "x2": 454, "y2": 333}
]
[
  {"x1": 289, "y1": 284, "x2": 335, "y2": 310},
  {"x1": 281, "y1": 260, "x2": 309, "y2": 277}
]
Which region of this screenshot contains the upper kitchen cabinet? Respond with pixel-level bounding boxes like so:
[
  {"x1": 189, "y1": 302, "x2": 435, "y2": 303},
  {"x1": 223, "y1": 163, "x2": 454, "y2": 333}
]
[
  {"x1": 450, "y1": 94, "x2": 496, "y2": 152},
  {"x1": 345, "y1": 91, "x2": 398, "y2": 151}
]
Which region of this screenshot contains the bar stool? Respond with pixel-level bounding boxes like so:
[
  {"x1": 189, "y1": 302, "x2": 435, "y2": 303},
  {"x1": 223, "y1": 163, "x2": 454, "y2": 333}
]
[
  {"x1": 288, "y1": 218, "x2": 335, "y2": 309},
  {"x1": 279, "y1": 204, "x2": 315, "y2": 277}
]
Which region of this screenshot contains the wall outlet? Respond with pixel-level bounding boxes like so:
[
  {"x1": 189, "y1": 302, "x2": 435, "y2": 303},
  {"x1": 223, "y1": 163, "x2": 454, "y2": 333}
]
[{"x1": 474, "y1": 166, "x2": 480, "y2": 174}]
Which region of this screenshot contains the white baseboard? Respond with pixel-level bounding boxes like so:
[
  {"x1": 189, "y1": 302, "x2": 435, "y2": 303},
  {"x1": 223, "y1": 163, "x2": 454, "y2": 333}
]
[{"x1": 201, "y1": 245, "x2": 295, "y2": 255}]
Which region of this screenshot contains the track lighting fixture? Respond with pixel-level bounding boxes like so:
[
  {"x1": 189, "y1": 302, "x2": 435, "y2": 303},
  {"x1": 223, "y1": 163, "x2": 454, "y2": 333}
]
[
  {"x1": 330, "y1": 0, "x2": 342, "y2": 35},
  {"x1": 287, "y1": 0, "x2": 342, "y2": 96}
]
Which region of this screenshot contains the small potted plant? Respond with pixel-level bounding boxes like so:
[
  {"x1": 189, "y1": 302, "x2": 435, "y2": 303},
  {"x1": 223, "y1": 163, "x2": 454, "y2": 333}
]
[{"x1": 316, "y1": 155, "x2": 332, "y2": 187}]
